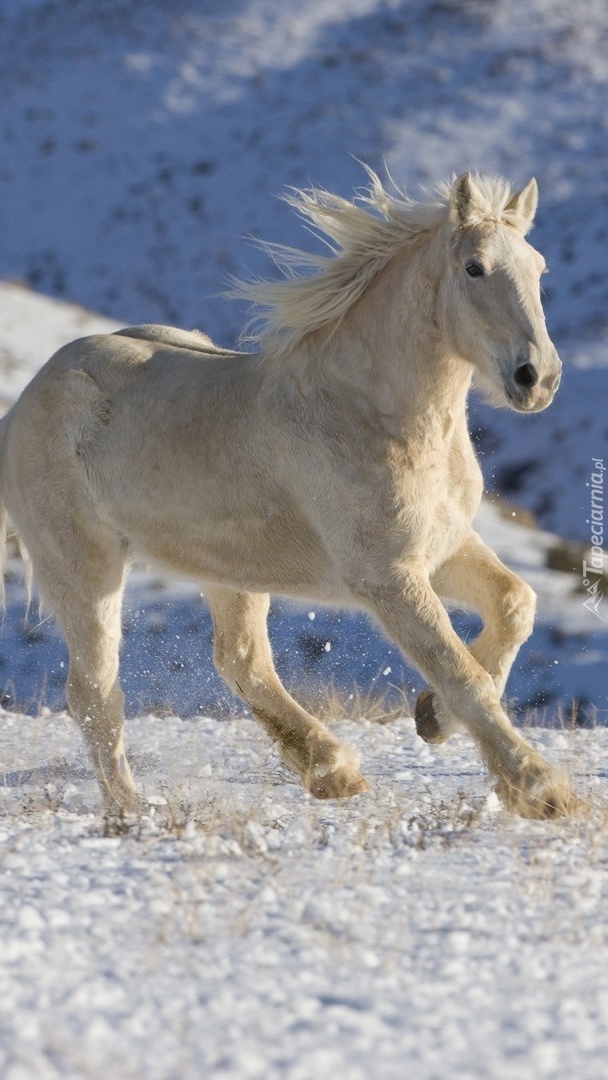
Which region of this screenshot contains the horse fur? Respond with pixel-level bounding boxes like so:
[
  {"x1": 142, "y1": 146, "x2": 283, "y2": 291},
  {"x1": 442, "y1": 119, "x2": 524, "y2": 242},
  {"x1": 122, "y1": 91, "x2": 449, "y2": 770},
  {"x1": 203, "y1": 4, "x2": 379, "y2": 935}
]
[{"x1": 0, "y1": 169, "x2": 577, "y2": 819}]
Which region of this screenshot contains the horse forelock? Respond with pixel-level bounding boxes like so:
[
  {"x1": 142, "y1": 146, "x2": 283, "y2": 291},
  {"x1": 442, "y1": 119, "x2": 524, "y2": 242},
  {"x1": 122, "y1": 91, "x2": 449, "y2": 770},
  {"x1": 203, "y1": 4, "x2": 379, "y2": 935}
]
[{"x1": 231, "y1": 169, "x2": 524, "y2": 356}]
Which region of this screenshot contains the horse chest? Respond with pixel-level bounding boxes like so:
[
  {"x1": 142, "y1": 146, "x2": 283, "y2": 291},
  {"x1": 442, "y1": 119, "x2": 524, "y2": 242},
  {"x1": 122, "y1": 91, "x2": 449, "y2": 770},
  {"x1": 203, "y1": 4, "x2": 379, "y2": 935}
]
[{"x1": 386, "y1": 431, "x2": 483, "y2": 563}]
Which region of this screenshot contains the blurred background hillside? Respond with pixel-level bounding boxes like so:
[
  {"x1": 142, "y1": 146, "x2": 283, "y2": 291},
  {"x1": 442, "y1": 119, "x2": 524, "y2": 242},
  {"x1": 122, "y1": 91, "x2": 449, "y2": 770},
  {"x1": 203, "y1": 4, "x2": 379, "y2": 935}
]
[{"x1": 0, "y1": 0, "x2": 606, "y2": 719}]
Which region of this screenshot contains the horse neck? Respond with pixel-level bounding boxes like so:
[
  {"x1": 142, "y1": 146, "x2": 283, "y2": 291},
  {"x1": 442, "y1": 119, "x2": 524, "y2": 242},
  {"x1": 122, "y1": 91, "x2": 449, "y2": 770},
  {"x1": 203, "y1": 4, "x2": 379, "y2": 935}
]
[{"x1": 305, "y1": 228, "x2": 473, "y2": 440}]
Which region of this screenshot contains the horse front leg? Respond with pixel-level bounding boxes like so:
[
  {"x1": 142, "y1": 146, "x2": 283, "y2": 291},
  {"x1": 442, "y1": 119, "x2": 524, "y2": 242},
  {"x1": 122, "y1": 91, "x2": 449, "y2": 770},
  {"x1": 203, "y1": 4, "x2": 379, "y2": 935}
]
[
  {"x1": 351, "y1": 568, "x2": 575, "y2": 819},
  {"x1": 207, "y1": 586, "x2": 368, "y2": 799},
  {"x1": 415, "y1": 531, "x2": 537, "y2": 745}
]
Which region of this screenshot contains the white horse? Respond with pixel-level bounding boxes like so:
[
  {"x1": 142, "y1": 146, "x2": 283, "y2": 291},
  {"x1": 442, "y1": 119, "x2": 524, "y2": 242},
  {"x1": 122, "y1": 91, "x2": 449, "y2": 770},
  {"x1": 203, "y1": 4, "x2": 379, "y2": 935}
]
[{"x1": 0, "y1": 170, "x2": 575, "y2": 818}]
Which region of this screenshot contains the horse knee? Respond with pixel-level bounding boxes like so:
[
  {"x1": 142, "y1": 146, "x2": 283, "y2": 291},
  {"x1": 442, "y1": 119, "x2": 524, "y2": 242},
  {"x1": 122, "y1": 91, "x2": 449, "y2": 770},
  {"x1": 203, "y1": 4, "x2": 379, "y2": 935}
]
[
  {"x1": 497, "y1": 575, "x2": 536, "y2": 644},
  {"x1": 213, "y1": 647, "x2": 242, "y2": 696},
  {"x1": 209, "y1": 590, "x2": 274, "y2": 698},
  {"x1": 440, "y1": 668, "x2": 499, "y2": 724},
  {"x1": 212, "y1": 631, "x2": 241, "y2": 693},
  {"x1": 67, "y1": 656, "x2": 123, "y2": 723},
  {"x1": 213, "y1": 633, "x2": 270, "y2": 699}
]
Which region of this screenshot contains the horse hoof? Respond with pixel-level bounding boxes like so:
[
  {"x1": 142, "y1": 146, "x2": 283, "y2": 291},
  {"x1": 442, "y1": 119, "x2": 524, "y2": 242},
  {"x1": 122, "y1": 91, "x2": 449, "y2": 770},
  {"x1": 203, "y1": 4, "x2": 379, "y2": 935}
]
[
  {"x1": 102, "y1": 787, "x2": 147, "y2": 819},
  {"x1": 307, "y1": 764, "x2": 369, "y2": 800},
  {"x1": 496, "y1": 768, "x2": 584, "y2": 821},
  {"x1": 415, "y1": 690, "x2": 450, "y2": 744}
]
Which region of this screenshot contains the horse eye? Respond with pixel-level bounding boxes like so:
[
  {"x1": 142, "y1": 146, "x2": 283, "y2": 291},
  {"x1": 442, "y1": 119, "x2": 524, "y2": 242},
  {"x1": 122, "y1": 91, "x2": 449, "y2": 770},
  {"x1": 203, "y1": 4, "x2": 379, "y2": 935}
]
[{"x1": 465, "y1": 263, "x2": 484, "y2": 278}]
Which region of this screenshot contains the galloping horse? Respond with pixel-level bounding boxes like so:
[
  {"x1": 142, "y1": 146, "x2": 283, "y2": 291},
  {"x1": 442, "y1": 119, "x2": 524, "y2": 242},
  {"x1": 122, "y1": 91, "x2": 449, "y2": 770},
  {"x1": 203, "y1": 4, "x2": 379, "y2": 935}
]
[{"x1": 0, "y1": 170, "x2": 575, "y2": 818}]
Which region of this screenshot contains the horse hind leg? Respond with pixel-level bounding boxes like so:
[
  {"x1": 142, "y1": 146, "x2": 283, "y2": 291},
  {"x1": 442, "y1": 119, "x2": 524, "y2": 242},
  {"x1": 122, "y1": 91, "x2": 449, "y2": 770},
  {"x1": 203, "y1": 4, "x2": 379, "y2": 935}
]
[
  {"x1": 65, "y1": 595, "x2": 139, "y2": 814},
  {"x1": 207, "y1": 587, "x2": 368, "y2": 799},
  {"x1": 26, "y1": 528, "x2": 138, "y2": 813}
]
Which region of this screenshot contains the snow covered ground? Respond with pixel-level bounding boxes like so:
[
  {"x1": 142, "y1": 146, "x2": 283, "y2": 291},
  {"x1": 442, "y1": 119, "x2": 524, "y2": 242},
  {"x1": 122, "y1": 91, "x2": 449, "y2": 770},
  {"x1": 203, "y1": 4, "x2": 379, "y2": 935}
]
[
  {"x1": 2, "y1": 713, "x2": 608, "y2": 1080},
  {"x1": 0, "y1": 1, "x2": 608, "y2": 1077}
]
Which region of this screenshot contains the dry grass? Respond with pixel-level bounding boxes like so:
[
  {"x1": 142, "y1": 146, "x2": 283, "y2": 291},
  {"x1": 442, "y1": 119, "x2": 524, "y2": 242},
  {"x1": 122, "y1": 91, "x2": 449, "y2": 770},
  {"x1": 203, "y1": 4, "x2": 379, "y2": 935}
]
[
  {"x1": 1, "y1": 686, "x2": 605, "y2": 852},
  {"x1": 293, "y1": 679, "x2": 414, "y2": 727}
]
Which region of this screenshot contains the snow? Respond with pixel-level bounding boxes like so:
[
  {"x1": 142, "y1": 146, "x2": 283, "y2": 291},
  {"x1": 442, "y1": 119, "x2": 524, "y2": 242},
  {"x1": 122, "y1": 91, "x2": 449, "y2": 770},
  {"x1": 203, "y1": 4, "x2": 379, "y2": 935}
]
[
  {"x1": 0, "y1": 1, "x2": 608, "y2": 1077},
  {"x1": 0, "y1": 282, "x2": 117, "y2": 406},
  {"x1": 2, "y1": 713, "x2": 608, "y2": 1079}
]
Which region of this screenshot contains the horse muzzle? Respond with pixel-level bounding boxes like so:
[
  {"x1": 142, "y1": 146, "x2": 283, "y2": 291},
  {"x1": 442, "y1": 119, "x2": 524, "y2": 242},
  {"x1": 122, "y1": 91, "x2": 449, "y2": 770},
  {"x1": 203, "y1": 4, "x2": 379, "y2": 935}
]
[{"x1": 503, "y1": 350, "x2": 562, "y2": 413}]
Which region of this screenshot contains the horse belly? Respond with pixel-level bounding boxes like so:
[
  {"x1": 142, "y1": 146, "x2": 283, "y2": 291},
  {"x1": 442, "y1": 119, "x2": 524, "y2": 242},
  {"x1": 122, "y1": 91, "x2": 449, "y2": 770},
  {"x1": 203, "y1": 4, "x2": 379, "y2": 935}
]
[{"x1": 112, "y1": 491, "x2": 342, "y2": 600}]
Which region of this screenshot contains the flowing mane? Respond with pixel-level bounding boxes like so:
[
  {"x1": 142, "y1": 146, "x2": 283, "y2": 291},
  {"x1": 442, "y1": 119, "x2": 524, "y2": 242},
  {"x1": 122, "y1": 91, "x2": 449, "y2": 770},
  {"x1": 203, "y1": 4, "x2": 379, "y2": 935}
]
[{"x1": 232, "y1": 168, "x2": 524, "y2": 356}]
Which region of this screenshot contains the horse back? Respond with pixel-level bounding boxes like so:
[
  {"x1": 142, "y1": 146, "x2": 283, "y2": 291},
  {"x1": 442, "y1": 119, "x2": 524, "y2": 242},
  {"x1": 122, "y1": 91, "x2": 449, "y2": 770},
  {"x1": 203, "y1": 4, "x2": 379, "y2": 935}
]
[{"x1": 113, "y1": 324, "x2": 242, "y2": 357}]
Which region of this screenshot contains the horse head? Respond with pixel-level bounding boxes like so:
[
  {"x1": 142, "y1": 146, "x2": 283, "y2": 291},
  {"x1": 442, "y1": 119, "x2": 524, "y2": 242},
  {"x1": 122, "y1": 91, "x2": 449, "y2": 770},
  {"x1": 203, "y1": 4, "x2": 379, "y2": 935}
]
[{"x1": 442, "y1": 172, "x2": 561, "y2": 413}]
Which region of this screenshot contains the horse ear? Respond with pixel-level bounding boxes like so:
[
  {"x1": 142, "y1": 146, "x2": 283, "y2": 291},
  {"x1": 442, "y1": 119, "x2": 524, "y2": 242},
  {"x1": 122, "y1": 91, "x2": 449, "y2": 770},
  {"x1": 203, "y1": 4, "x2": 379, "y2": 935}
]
[
  {"x1": 505, "y1": 178, "x2": 538, "y2": 234},
  {"x1": 448, "y1": 172, "x2": 486, "y2": 228}
]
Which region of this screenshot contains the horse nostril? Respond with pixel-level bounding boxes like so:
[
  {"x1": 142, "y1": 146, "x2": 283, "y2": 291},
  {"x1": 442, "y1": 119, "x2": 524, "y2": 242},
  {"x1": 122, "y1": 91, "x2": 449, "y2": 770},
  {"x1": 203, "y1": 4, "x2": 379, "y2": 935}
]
[{"x1": 514, "y1": 362, "x2": 538, "y2": 389}]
